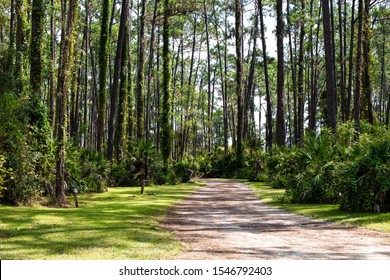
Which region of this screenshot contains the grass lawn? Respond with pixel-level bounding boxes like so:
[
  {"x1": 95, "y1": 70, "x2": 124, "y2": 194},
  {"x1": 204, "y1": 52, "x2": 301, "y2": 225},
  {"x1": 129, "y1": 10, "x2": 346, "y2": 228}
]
[
  {"x1": 0, "y1": 182, "x2": 200, "y2": 260},
  {"x1": 248, "y1": 181, "x2": 390, "y2": 234}
]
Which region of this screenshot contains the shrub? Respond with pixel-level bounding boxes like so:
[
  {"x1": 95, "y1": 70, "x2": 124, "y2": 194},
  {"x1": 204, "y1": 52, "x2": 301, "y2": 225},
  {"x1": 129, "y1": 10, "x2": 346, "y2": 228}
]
[
  {"x1": 111, "y1": 157, "x2": 137, "y2": 186},
  {"x1": 0, "y1": 93, "x2": 55, "y2": 205},
  {"x1": 337, "y1": 138, "x2": 390, "y2": 212},
  {"x1": 286, "y1": 131, "x2": 340, "y2": 203},
  {"x1": 266, "y1": 146, "x2": 303, "y2": 189},
  {"x1": 66, "y1": 146, "x2": 110, "y2": 193},
  {"x1": 267, "y1": 131, "x2": 340, "y2": 203},
  {"x1": 0, "y1": 155, "x2": 12, "y2": 198}
]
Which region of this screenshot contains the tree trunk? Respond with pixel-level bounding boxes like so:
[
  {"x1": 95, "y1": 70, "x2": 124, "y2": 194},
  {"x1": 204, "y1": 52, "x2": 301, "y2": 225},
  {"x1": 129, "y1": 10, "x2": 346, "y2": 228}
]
[
  {"x1": 259, "y1": 0, "x2": 272, "y2": 151},
  {"x1": 346, "y1": 0, "x2": 356, "y2": 121},
  {"x1": 338, "y1": 0, "x2": 346, "y2": 122},
  {"x1": 146, "y1": 0, "x2": 159, "y2": 142},
  {"x1": 29, "y1": 0, "x2": 46, "y2": 136},
  {"x1": 297, "y1": 0, "x2": 306, "y2": 144},
  {"x1": 276, "y1": 0, "x2": 286, "y2": 146},
  {"x1": 115, "y1": 29, "x2": 129, "y2": 162},
  {"x1": 127, "y1": 0, "x2": 134, "y2": 145},
  {"x1": 4, "y1": 0, "x2": 15, "y2": 92},
  {"x1": 162, "y1": 0, "x2": 172, "y2": 170},
  {"x1": 244, "y1": 7, "x2": 259, "y2": 142},
  {"x1": 308, "y1": 0, "x2": 317, "y2": 131},
  {"x1": 223, "y1": 6, "x2": 229, "y2": 154},
  {"x1": 49, "y1": 0, "x2": 56, "y2": 125},
  {"x1": 155, "y1": 25, "x2": 161, "y2": 151},
  {"x1": 235, "y1": 0, "x2": 244, "y2": 162},
  {"x1": 135, "y1": 0, "x2": 146, "y2": 140},
  {"x1": 97, "y1": 0, "x2": 111, "y2": 153},
  {"x1": 30, "y1": 0, "x2": 42, "y2": 98},
  {"x1": 378, "y1": 22, "x2": 386, "y2": 123},
  {"x1": 82, "y1": 0, "x2": 89, "y2": 148},
  {"x1": 204, "y1": 0, "x2": 212, "y2": 153},
  {"x1": 56, "y1": 0, "x2": 77, "y2": 206},
  {"x1": 361, "y1": 0, "x2": 373, "y2": 125},
  {"x1": 322, "y1": 0, "x2": 337, "y2": 131},
  {"x1": 181, "y1": 14, "x2": 197, "y2": 158},
  {"x1": 107, "y1": 0, "x2": 129, "y2": 161},
  {"x1": 15, "y1": 0, "x2": 25, "y2": 95},
  {"x1": 354, "y1": 0, "x2": 364, "y2": 137}
]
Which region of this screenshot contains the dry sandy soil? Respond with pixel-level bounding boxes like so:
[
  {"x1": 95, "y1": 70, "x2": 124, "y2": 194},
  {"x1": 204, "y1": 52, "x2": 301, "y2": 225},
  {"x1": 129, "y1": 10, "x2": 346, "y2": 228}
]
[{"x1": 163, "y1": 179, "x2": 390, "y2": 260}]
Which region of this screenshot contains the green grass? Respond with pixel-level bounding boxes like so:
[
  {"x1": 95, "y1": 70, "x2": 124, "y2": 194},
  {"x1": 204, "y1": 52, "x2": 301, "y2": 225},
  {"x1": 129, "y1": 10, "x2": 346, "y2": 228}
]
[
  {"x1": 248, "y1": 181, "x2": 390, "y2": 233},
  {"x1": 0, "y1": 182, "x2": 200, "y2": 260}
]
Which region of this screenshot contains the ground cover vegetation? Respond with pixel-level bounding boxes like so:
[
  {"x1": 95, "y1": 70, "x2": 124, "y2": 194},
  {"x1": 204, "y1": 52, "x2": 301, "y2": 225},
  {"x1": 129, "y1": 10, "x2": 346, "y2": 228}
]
[
  {"x1": 249, "y1": 181, "x2": 390, "y2": 233},
  {"x1": 0, "y1": 0, "x2": 389, "y2": 214},
  {"x1": 0, "y1": 183, "x2": 199, "y2": 259}
]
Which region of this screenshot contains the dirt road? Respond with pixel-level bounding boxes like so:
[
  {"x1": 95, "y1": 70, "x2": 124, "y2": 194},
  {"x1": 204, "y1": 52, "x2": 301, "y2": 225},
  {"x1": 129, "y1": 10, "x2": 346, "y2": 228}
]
[{"x1": 163, "y1": 179, "x2": 390, "y2": 259}]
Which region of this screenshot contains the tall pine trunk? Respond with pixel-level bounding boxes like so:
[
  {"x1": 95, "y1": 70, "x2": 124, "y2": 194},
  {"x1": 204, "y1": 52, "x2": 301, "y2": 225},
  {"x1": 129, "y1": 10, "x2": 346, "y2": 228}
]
[
  {"x1": 97, "y1": 0, "x2": 110, "y2": 153},
  {"x1": 15, "y1": 0, "x2": 25, "y2": 95},
  {"x1": 259, "y1": 0, "x2": 272, "y2": 151},
  {"x1": 322, "y1": 0, "x2": 337, "y2": 131},
  {"x1": 107, "y1": 0, "x2": 129, "y2": 161},
  {"x1": 346, "y1": 0, "x2": 356, "y2": 121},
  {"x1": 338, "y1": 0, "x2": 346, "y2": 122},
  {"x1": 135, "y1": 0, "x2": 146, "y2": 140},
  {"x1": 297, "y1": 0, "x2": 306, "y2": 143},
  {"x1": 235, "y1": 0, "x2": 244, "y2": 162},
  {"x1": 204, "y1": 0, "x2": 212, "y2": 153},
  {"x1": 161, "y1": 0, "x2": 172, "y2": 170},
  {"x1": 56, "y1": 0, "x2": 77, "y2": 206},
  {"x1": 361, "y1": 0, "x2": 373, "y2": 125},
  {"x1": 354, "y1": 0, "x2": 364, "y2": 137},
  {"x1": 276, "y1": 0, "x2": 286, "y2": 146}
]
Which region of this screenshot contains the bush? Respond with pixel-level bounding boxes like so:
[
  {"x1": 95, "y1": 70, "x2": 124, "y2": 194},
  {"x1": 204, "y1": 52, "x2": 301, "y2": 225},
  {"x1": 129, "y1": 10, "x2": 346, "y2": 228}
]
[
  {"x1": 196, "y1": 150, "x2": 242, "y2": 178},
  {"x1": 66, "y1": 146, "x2": 110, "y2": 193},
  {"x1": 264, "y1": 122, "x2": 390, "y2": 211},
  {"x1": 0, "y1": 93, "x2": 55, "y2": 205},
  {"x1": 267, "y1": 131, "x2": 340, "y2": 203},
  {"x1": 0, "y1": 155, "x2": 12, "y2": 198},
  {"x1": 111, "y1": 157, "x2": 137, "y2": 186},
  {"x1": 337, "y1": 138, "x2": 390, "y2": 212},
  {"x1": 170, "y1": 162, "x2": 193, "y2": 184}
]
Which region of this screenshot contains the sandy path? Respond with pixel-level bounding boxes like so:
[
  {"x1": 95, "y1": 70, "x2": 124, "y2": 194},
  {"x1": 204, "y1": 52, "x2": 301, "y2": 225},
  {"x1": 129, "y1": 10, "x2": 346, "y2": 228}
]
[{"x1": 163, "y1": 179, "x2": 390, "y2": 260}]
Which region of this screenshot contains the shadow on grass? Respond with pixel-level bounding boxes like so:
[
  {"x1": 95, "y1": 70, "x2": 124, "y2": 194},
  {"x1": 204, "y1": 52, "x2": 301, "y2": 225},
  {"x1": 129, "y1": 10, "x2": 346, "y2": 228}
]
[
  {"x1": 0, "y1": 183, "x2": 199, "y2": 259},
  {"x1": 248, "y1": 181, "x2": 390, "y2": 233}
]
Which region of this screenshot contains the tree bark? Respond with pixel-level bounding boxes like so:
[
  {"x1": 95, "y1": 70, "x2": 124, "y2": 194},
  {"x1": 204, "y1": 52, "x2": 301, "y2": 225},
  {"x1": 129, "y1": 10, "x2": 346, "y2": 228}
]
[
  {"x1": 354, "y1": 0, "x2": 364, "y2": 137},
  {"x1": 15, "y1": 0, "x2": 25, "y2": 95},
  {"x1": 82, "y1": 0, "x2": 89, "y2": 148},
  {"x1": 361, "y1": 0, "x2": 374, "y2": 125},
  {"x1": 107, "y1": 0, "x2": 129, "y2": 161},
  {"x1": 146, "y1": 0, "x2": 159, "y2": 142},
  {"x1": 135, "y1": 0, "x2": 146, "y2": 140},
  {"x1": 287, "y1": 0, "x2": 298, "y2": 144},
  {"x1": 204, "y1": 0, "x2": 212, "y2": 153},
  {"x1": 276, "y1": 0, "x2": 286, "y2": 146},
  {"x1": 297, "y1": 0, "x2": 306, "y2": 143},
  {"x1": 56, "y1": 0, "x2": 77, "y2": 206},
  {"x1": 346, "y1": 0, "x2": 356, "y2": 121},
  {"x1": 30, "y1": 0, "x2": 42, "y2": 97},
  {"x1": 162, "y1": 0, "x2": 172, "y2": 170},
  {"x1": 309, "y1": 1, "x2": 321, "y2": 132},
  {"x1": 244, "y1": 7, "x2": 259, "y2": 142},
  {"x1": 49, "y1": 0, "x2": 56, "y2": 125},
  {"x1": 322, "y1": 0, "x2": 337, "y2": 131},
  {"x1": 235, "y1": 0, "x2": 244, "y2": 162},
  {"x1": 97, "y1": 0, "x2": 111, "y2": 153},
  {"x1": 338, "y1": 0, "x2": 346, "y2": 122}
]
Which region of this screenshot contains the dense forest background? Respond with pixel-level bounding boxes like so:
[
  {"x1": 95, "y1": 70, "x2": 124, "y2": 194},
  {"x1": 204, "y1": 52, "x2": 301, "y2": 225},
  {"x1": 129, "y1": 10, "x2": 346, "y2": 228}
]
[{"x1": 0, "y1": 0, "x2": 389, "y2": 211}]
